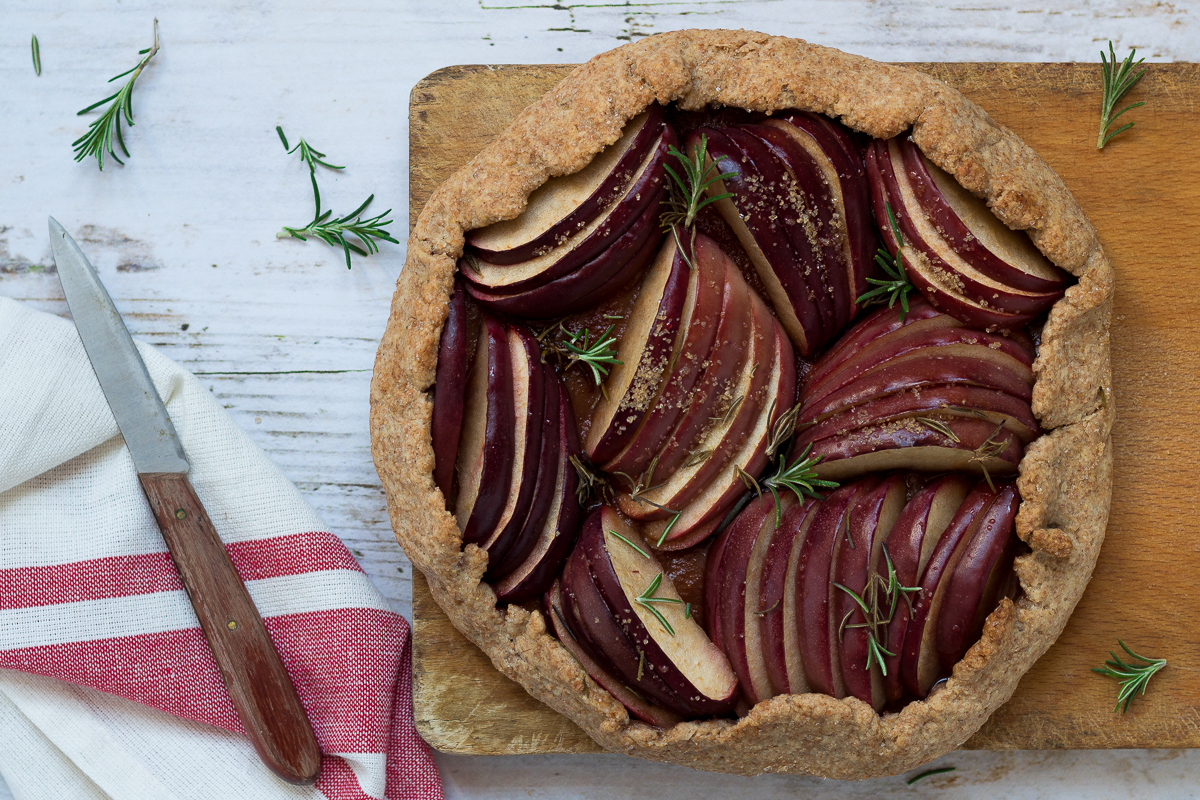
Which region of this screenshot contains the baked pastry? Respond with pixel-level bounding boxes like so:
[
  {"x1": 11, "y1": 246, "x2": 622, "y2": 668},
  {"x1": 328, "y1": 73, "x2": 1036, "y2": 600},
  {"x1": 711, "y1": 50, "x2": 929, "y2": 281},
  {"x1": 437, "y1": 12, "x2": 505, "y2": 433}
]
[{"x1": 370, "y1": 29, "x2": 1113, "y2": 777}]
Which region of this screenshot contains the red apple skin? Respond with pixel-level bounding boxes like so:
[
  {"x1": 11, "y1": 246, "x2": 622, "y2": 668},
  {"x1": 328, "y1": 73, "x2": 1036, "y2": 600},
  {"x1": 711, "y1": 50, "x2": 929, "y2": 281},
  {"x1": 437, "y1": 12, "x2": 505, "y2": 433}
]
[
  {"x1": 798, "y1": 352, "x2": 1034, "y2": 428},
  {"x1": 762, "y1": 498, "x2": 818, "y2": 695},
  {"x1": 895, "y1": 135, "x2": 1069, "y2": 294},
  {"x1": 466, "y1": 105, "x2": 665, "y2": 266},
  {"x1": 877, "y1": 474, "x2": 972, "y2": 703},
  {"x1": 492, "y1": 376, "x2": 585, "y2": 602},
  {"x1": 795, "y1": 480, "x2": 877, "y2": 698},
  {"x1": 432, "y1": 280, "x2": 469, "y2": 508},
  {"x1": 457, "y1": 315, "x2": 515, "y2": 547},
  {"x1": 805, "y1": 297, "x2": 942, "y2": 393},
  {"x1": 602, "y1": 231, "x2": 728, "y2": 477},
  {"x1": 482, "y1": 325, "x2": 548, "y2": 570},
  {"x1": 587, "y1": 235, "x2": 691, "y2": 465},
  {"x1": 776, "y1": 112, "x2": 877, "y2": 317},
  {"x1": 704, "y1": 510, "x2": 738, "y2": 650},
  {"x1": 579, "y1": 510, "x2": 739, "y2": 715},
  {"x1": 463, "y1": 181, "x2": 667, "y2": 317},
  {"x1": 935, "y1": 481, "x2": 1020, "y2": 673},
  {"x1": 561, "y1": 540, "x2": 691, "y2": 713},
  {"x1": 899, "y1": 482, "x2": 998, "y2": 698},
  {"x1": 741, "y1": 124, "x2": 841, "y2": 343},
  {"x1": 835, "y1": 474, "x2": 908, "y2": 710},
  {"x1": 545, "y1": 580, "x2": 684, "y2": 728},
  {"x1": 463, "y1": 125, "x2": 675, "y2": 292}
]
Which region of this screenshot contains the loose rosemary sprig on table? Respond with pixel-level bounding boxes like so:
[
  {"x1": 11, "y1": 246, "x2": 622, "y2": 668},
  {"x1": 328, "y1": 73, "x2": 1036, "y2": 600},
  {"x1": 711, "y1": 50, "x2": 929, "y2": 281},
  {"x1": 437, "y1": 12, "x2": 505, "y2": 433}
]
[
  {"x1": 31, "y1": 35, "x2": 41, "y2": 76},
  {"x1": 72, "y1": 20, "x2": 160, "y2": 169},
  {"x1": 1092, "y1": 640, "x2": 1166, "y2": 713},
  {"x1": 634, "y1": 573, "x2": 690, "y2": 636},
  {"x1": 1097, "y1": 42, "x2": 1147, "y2": 150},
  {"x1": 857, "y1": 202, "x2": 917, "y2": 320},
  {"x1": 277, "y1": 126, "x2": 344, "y2": 221},
  {"x1": 280, "y1": 195, "x2": 398, "y2": 270}
]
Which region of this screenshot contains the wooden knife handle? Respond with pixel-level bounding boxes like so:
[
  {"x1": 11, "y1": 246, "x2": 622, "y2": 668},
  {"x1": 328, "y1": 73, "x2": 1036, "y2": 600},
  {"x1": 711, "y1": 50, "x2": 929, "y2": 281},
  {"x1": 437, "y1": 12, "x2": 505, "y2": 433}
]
[{"x1": 139, "y1": 472, "x2": 322, "y2": 785}]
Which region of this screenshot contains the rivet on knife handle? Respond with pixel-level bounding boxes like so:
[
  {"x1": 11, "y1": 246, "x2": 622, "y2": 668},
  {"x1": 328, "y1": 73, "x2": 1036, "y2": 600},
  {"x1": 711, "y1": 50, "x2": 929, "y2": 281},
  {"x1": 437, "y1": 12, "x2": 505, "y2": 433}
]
[{"x1": 139, "y1": 472, "x2": 322, "y2": 785}]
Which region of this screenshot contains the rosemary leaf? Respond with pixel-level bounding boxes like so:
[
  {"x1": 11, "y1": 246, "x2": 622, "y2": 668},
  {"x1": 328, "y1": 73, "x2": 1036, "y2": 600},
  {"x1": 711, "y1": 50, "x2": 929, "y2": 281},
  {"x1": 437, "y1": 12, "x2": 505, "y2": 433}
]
[
  {"x1": 907, "y1": 767, "x2": 956, "y2": 785},
  {"x1": 32, "y1": 35, "x2": 41, "y2": 76},
  {"x1": 607, "y1": 529, "x2": 650, "y2": 561}
]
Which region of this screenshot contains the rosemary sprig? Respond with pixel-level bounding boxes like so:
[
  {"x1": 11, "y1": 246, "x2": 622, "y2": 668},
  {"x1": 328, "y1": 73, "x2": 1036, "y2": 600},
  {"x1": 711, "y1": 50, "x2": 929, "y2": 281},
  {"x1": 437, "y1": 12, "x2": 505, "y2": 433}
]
[
  {"x1": 280, "y1": 195, "x2": 398, "y2": 270},
  {"x1": 277, "y1": 126, "x2": 345, "y2": 221},
  {"x1": 607, "y1": 529, "x2": 650, "y2": 560},
  {"x1": 1092, "y1": 640, "x2": 1166, "y2": 713},
  {"x1": 1098, "y1": 42, "x2": 1147, "y2": 150},
  {"x1": 968, "y1": 421, "x2": 1011, "y2": 492},
  {"x1": 560, "y1": 324, "x2": 622, "y2": 385},
  {"x1": 833, "y1": 548, "x2": 922, "y2": 676},
  {"x1": 857, "y1": 202, "x2": 917, "y2": 320},
  {"x1": 634, "y1": 573, "x2": 685, "y2": 636},
  {"x1": 72, "y1": 20, "x2": 160, "y2": 170},
  {"x1": 32, "y1": 35, "x2": 41, "y2": 76},
  {"x1": 569, "y1": 454, "x2": 612, "y2": 506},
  {"x1": 761, "y1": 443, "x2": 839, "y2": 525},
  {"x1": 661, "y1": 135, "x2": 735, "y2": 230}
]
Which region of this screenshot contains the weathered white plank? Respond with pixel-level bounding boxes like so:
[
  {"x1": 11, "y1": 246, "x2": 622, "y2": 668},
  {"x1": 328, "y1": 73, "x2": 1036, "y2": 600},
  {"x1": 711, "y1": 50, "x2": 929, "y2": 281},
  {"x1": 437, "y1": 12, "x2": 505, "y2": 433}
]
[{"x1": 2, "y1": 0, "x2": 1198, "y2": 798}]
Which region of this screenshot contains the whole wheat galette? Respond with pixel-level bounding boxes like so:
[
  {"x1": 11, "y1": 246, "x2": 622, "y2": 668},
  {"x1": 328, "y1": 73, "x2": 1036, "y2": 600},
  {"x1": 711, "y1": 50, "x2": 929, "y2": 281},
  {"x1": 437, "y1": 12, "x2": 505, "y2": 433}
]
[{"x1": 370, "y1": 29, "x2": 1114, "y2": 778}]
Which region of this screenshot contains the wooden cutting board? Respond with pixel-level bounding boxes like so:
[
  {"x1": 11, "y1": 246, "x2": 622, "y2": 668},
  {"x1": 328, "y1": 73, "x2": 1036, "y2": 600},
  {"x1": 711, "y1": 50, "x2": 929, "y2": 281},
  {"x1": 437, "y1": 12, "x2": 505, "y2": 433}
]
[{"x1": 407, "y1": 62, "x2": 1200, "y2": 755}]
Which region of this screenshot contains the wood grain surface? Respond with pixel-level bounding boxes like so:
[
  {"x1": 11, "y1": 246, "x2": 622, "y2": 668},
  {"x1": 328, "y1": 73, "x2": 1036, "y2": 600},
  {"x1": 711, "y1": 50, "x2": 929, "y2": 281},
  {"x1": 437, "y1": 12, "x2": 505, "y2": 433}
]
[{"x1": 409, "y1": 62, "x2": 1200, "y2": 756}]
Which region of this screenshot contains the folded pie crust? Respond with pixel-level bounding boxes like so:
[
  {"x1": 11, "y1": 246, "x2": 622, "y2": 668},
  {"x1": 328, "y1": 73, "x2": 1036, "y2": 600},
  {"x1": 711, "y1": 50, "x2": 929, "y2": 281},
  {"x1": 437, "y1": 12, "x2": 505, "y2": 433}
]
[{"x1": 370, "y1": 29, "x2": 1114, "y2": 778}]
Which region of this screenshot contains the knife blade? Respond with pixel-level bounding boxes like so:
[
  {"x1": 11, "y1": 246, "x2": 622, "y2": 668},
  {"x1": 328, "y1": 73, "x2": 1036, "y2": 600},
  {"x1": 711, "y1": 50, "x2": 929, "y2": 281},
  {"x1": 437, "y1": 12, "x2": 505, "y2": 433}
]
[{"x1": 49, "y1": 217, "x2": 322, "y2": 786}]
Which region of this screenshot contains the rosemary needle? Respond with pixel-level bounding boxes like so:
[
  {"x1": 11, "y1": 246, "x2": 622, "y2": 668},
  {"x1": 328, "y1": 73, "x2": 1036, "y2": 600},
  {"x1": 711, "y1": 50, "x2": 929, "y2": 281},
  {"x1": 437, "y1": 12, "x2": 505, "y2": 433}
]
[
  {"x1": 32, "y1": 35, "x2": 41, "y2": 76},
  {"x1": 72, "y1": 20, "x2": 160, "y2": 170}
]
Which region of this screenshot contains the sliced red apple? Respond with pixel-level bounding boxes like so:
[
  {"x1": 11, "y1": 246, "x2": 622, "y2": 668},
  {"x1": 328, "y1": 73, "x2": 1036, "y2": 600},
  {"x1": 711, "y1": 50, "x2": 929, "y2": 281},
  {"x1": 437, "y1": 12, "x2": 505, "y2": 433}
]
[
  {"x1": 454, "y1": 315, "x2": 514, "y2": 547},
  {"x1": 602, "y1": 231, "x2": 728, "y2": 476},
  {"x1": 480, "y1": 326, "x2": 546, "y2": 568},
  {"x1": 466, "y1": 106, "x2": 664, "y2": 265},
  {"x1": 935, "y1": 481, "x2": 1020, "y2": 673},
  {"x1": 581, "y1": 506, "x2": 739, "y2": 714},
  {"x1": 463, "y1": 182, "x2": 667, "y2": 317},
  {"x1": 432, "y1": 280, "x2": 469, "y2": 508},
  {"x1": 834, "y1": 473, "x2": 907, "y2": 710},
  {"x1": 693, "y1": 127, "x2": 817, "y2": 355},
  {"x1": 773, "y1": 498, "x2": 821, "y2": 695},
  {"x1": 586, "y1": 235, "x2": 690, "y2": 465},
  {"x1": 545, "y1": 579, "x2": 684, "y2": 728},
  {"x1": 493, "y1": 376, "x2": 585, "y2": 602},
  {"x1": 895, "y1": 135, "x2": 1069, "y2": 294},
  {"x1": 899, "y1": 481, "x2": 999, "y2": 698},
  {"x1": 794, "y1": 479, "x2": 876, "y2": 698},
  {"x1": 463, "y1": 124, "x2": 675, "y2": 291},
  {"x1": 807, "y1": 415, "x2": 1023, "y2": 482},
  {"x1": 877, "y1": 474, "x2": 972, "y2": 703}
]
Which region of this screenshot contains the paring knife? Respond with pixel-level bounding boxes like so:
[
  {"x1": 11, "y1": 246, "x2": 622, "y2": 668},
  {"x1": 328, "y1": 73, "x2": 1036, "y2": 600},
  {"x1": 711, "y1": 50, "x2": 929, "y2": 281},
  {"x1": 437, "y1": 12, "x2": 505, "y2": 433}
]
[{"x1": 49, "y1": 217, "x2": 322, "y2": 786}]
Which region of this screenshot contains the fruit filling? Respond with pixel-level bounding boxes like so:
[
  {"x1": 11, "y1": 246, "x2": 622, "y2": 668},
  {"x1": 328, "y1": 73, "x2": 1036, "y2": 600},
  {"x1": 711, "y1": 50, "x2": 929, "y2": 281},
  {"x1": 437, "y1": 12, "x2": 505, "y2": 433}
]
[{"x1": 430, "y1": 102, "x2": 1068, "y2": 724}]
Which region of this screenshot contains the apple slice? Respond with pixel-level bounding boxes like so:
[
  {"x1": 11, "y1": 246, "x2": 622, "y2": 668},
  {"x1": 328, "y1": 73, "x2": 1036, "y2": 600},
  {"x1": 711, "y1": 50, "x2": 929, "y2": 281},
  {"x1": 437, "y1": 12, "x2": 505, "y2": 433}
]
[
  {"x1": 466, "y1": 106, "x2": 664, "y2": 265},
  {"x1": 463, "y1": 124, "x2": 675, "y2": 291},
  {"x1": 493, "y1": 376, "x2": 585, "y2": 602},
  {"x1": 645, "y1": 320, "x2": 796, "y2": 549},
  {"x1": 807, "y1": 415, "x2": 1023, "y2": 482},
  {"x1": 794, "y1": 385, "x2": 1040, "y2": 452},
  {"x1": 581, "y1": 507, "x2": 739, "y2": 715},
  {"x1": 794, "y1": 479, "x2": 877, "y2": 698},
  {"x1": 544, "y1": 580, "x2": 683, "y2": 728},
  {"x1": 479, "y1": 326, "x2": 546, "y2": 568},
  {"x1": 935, "y1": 481, "x2": 1020, "y2": 673},
  {"x1": 463, "y1": 182, "x2": 667, "y2": 317},
  {"x1": 899, "y1": 481, "x2": 999, "y2": 698},
  {"x1": 623, "y1": 286, "x2": 775, "y2": 521},
  {"x1": 601, "y1": 231, "x2": 728, "y2": 476},
  {"x1": 694, "y1": 127, "x2": 817, "y2": 355},
  {"x1": 454, "y1": 315, "x2": 514, "y2": 547},
  {"x1": 833, "y1": 474, "x2": 908, "y2": 710},
  {"x1": 561, "y1": 538, "x2": 690, "y2": 713},
  {"x1": 432, "y1": 280, "x2": 469, "y2": 508},
  {"x1": 586, "y1": 235, "x2": 691, "y2": 464},
  {"x1": 895, "y1": 135, "x2": 1069, "y2": 294},
  {"x1": 772, "y1": 498, "x2": 820, "y2": 695},
  {"x1": 714, "y1": 495, "x2": 791, "y2": 706},
  {"x1": 877, "y1": 474, "x2": 972, "y2": 703}
]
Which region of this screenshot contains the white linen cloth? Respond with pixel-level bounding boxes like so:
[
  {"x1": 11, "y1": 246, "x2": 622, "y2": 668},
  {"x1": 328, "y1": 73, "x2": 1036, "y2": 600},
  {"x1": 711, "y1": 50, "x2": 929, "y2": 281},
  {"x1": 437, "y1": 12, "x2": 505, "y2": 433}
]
[{"x1": 0, "y1": 296, "x2": 443, "y2": 800}]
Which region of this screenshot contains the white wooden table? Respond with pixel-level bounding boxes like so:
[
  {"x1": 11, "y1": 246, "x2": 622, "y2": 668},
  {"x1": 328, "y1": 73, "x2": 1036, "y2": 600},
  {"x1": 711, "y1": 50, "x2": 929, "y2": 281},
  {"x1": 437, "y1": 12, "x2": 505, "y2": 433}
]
[{"x1": 2, "y1": 1, "x2": 1197, "y2": 797}]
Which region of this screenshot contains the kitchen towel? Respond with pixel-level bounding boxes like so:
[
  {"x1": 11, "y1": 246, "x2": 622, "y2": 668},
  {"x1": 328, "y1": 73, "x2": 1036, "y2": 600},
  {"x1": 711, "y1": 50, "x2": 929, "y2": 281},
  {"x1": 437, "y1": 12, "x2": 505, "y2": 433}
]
[{"x1": 0, "y1": 296, "x2": 443, "y2": 800}]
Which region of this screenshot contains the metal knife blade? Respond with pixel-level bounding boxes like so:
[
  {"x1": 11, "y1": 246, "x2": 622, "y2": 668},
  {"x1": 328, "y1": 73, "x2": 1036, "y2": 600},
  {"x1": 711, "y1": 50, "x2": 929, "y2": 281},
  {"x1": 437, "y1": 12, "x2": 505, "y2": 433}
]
[{"x1": 48, "y1": 217, "x2": 322, "y2": 785}]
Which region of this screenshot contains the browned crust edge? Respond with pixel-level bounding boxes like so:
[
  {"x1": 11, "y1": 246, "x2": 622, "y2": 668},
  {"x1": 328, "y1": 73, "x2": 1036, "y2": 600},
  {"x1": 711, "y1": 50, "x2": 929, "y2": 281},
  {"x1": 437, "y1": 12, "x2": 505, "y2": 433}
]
[{"x1": 369, "y1": 29, "x2": 1115, "y2": 779}]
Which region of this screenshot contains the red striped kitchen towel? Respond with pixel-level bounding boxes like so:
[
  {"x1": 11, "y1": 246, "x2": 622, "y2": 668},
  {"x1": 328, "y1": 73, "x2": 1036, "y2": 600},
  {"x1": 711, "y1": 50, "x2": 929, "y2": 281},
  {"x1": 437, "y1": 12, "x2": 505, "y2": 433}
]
[{"x1": 0, "y1": 296, "x2": 443, "y2": 800}]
